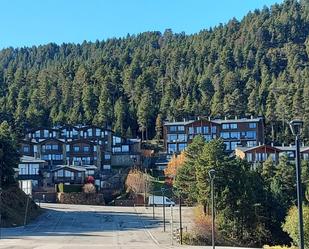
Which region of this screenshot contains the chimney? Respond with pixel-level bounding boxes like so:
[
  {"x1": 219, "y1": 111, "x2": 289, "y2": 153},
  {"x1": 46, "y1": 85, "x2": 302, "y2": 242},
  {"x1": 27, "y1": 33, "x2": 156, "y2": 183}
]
[
  {"x1": 208, "y1": 116, "x2": 211, "y2": 121},
  {"x1": 282, "y1": 143, "x2": 285, "y2": 147},
  {"x1": 197, "y1": 116, "x2": 200, "y2": 121},
  {"x1": 183, "y1": 118, "x2": 186, "y2": 122},
  {"x1": 271, "y1": 142, "x2": 274, "y2": 147},
  {"x1": 250, "y1": 115, "x2": 253, "y2": 120},
  {"x1": 259, "y1": 142, "x2": 261, "y2": 146},
  {"x1": 224, "y1": 116, "x2": 227, "y2": 120},
  {"x1": 235, "y1": 116, "x2": 238, "y2": 120}
]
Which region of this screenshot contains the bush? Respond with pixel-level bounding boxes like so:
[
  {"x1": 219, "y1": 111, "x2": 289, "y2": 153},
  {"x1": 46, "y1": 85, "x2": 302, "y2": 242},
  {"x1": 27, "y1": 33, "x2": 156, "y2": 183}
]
[
  {"x1": 263, "y1": 245, "x2": 297, "y2": 249},
  {"x1": 86, "y1": 176, "x2": 95, "y2": 184},
  {"x1": 282, "y1": 206, "x2": 309, "y2": 249},
  {"x1": 83, "y1": 183, "x2": 96, "y2": 193}
]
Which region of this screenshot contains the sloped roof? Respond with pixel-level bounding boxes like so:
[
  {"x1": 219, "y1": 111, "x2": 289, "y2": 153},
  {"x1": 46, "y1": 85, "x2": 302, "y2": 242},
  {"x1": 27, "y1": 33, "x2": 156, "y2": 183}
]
[{"x1": 20, "y1": 156, "x2": 46, "y2": 164}]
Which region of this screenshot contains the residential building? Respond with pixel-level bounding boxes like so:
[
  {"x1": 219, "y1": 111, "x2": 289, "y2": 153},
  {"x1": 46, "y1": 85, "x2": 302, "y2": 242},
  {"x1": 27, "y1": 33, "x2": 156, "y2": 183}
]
[
  {"x1": 235, "y1": 145, "x2": 282, "y2": 165},
  {"x1": 19, "y1": 124, "x2": 141, "y2": 189},
  {"x1": 235, "y1": 144, "x2": 309, "y2": 164},
  {"x1": 17, "y1": 156, "x2": 47, "y2": 194},
  {"x1": 163, "y1": 116, "x2": 264, "y2": 154}
]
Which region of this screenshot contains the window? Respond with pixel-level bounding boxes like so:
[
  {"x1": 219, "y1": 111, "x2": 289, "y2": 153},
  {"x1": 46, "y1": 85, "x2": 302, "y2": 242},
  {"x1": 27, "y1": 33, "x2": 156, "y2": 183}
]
[
  {"x1": 246, "y1": 153, "x2": 253, "y2": 162},
  {"x1": 73, "y1": 146, "x2": 80, "y2": 152},
  {"x1": 104, "y1": 154, "x2": 111, "y2": 160},
  {"x1": 82, "y1": 157, "x2": 91, "y2": 164},
  {"x1": 83, "y1": 146, "x2": 90, "y2": 152},
  {"x1": 103, "y1": 165, "x2": 111, "y2": 170},
  {"x1": 211, "y1": 126, "x2": 217, "y2": 133},
  {"x1": 66, "y1": 145, "x2": 70, "y2": 152},
  {"x1": 178, "y1": 126, "x2": 185, "y2": 131},
  {"x1": 204, "y1": 135, "x2": 212, "y2": 141},
  {"x1": 96, "y1": 129, "x2": 101, "y2": 136},
  {"x1": 230, "y1": 132, "x2": 240, "y2": 139},
  {"x1": 196, "y1": 126, "x2": 202, "y2": 134},
  {"x1": 52, "y1": 144, "x2": 58, "y2": 150},
  {"x1": 203, "y1": 126, "x2": 209, "y2": 134},
  {"x1": 247, "y1": 141, "x2": 257, "y2": 147},
  {"x1": 188, "y1": 127, "x2": 194, "y2": 134},
  {"x1": 224, "y1": 142, "x2": 230, "y2": 151},
  {"x1": 44, "y1": 130, "x2": 49, "y2": 138},
  {"x1": 249, "y1": 123, "x2": 257, "y2": 129},
  {"x1": 270, "y1": 153, "x2": 276, "y2": 161},
  {"x1": 52, "y1": 154, "x2": 63, "y2": 160},
  {"x1": 57, "y1": 170, "x2": 64, "y2": 177},
  {"x1": 87, "y1": 170, "x2": 95, "y2": 175},
  {"x1": 87, "y1": 128, "x2": 93, "y2": 137},
  {"x1": 52, "y1": 131, "x2": 57, "y2": 138},
  {"x1": 178, "y1": 134, "x2": 187, "y2": 142},
  {"x1": 230, "y1": 142, "x2": 238, "y2": 150},
  {"x1": 303, "y1": 153, "x2": 309, "y2": 160},
  {"x1": 230, "y1": 123, "x2": 238, "y2": 129},
  {"x1": 32, "y1": 180, "x2": 38, "y2": 187},
  {"x1": 168, "y1": 144, "x2": 177, "y2": 154},
  {"x1": 45, "y1": 144, "x2": 52, "y2": 150},
  {"x1": 72, "y1": 129, "x2": 78, "y2": 137},
  {"x1": 246, "y1": 131, "x2": 256, "y2": 139},
  {"x1": 178, "y1": 143, "x2": 187, "y2": 151},
  {"x1": 169, "y1": 126, "x2": 177, "y2": 132},
  {"x1": 65, "y1": 170, "x2": 73, "y2": 177},
  {"x1": 19, "y1": 164, "x2": 27, "y2": 175},
  {"x1": 35, "y1": 130, "x2": 40, "y2": 138},
  {"x1": 121, "y1": 145, "x2": 129, "y2": 152},
  {"x1": 94, "y1": 146, "x2": 97, "y2": 152},
  {"x1": 112, "y1": 147, "x2": 121, "y2": 153},
  {"x1": 23, "y1": 146, "x2": 30, "y2": 153},
  {"x1": 222, "y1": 124, "x2": 230, "y2": 129},
  {"x1": 113, "y1": 136, "x2": 121, "y2": 145},
  {"x1": 220, "y1": 132, "x2": 230, "y2": 139},
  {"x1": 167, "y1": 134, "x2": 177, "y2": 142}
]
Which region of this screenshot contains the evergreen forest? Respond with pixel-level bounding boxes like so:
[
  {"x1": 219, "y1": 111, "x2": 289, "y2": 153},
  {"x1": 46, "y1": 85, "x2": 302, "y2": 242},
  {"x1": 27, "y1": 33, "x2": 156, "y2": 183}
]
[{"x1": 0, "y1": 0, "x2": 308, "y2": 143}]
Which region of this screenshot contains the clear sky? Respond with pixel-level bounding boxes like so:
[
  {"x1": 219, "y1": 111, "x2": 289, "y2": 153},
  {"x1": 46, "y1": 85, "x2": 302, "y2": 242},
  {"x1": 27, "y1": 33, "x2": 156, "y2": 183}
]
[{"x1": 0, "y1": 0, "x2": 284, "y2": 49}]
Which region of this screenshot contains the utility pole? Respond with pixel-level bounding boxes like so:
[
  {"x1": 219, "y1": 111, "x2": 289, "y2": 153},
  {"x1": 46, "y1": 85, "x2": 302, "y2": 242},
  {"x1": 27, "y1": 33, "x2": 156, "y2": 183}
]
[
  {"x1": 152, "y1": 193, "x2": 155, "y2": 219},
  {"x1": 162, "y1": 187, "x2": 166, "y2": 232},
  {"x1": 170, "y1": 204, "x2": 173, "y2": 245},
  {"x1": 179, "y1": 194, "x2": 183, "y2": 245},
  {"x1": 209, "y1": 169, "x2": 216, "y2": 249}
]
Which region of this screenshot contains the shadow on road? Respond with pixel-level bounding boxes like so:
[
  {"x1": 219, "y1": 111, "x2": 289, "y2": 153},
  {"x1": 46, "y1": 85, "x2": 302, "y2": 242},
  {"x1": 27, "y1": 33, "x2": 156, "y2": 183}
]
[{"x1": 1, "y1": 207, "x2": 161, "y2": 239}]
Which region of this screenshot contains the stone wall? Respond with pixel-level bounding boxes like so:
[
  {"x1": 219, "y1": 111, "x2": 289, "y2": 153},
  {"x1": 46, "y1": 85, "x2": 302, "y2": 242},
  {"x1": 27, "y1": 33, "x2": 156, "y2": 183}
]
[{"x1": 57, "y1": 192, "x2": 105, "y2": 205}]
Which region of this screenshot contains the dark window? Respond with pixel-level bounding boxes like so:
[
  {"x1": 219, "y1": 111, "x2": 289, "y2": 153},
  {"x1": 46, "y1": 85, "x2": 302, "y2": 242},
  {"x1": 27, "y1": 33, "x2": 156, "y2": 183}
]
[{"x1": 73, "y1": 146, "x2": 80, "y2": 152}]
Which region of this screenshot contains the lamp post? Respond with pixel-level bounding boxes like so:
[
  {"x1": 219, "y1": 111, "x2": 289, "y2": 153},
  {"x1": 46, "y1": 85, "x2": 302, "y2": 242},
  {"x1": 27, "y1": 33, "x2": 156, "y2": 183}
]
[
  {"x1": 161, "y1": 187, "x2": 166, "y2": 232},
  {"x1": 208, "y1": 169, "x2": 216, "y2": 249},
  {"x1": 289, "y1": 119, "x2": 304, "y2": 249}
]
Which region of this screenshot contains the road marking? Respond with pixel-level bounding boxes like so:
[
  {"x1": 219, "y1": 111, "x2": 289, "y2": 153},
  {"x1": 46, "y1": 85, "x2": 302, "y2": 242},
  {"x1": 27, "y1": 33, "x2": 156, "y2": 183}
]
[{"x1": 133, "y1": 206, "x2": 160, "y2": 247}]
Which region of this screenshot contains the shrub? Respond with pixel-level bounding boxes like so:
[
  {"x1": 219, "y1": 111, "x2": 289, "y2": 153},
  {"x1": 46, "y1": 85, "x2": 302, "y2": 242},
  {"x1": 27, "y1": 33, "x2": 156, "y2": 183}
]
[
  {"x1": 282, "y1": 206, "x2": 309, "y2": 249},
  {"x1": 86, "y1": 176, "x2": 95, "y2": 184},
  {"x1": 83, "y1": 183, "x2": 96, "y2": 193}
]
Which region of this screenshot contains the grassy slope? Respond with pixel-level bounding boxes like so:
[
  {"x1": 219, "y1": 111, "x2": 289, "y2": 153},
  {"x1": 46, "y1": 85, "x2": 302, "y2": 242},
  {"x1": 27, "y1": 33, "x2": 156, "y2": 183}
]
[{"x1": 1, "y1": 185, "x2": 43, "y2": 227}]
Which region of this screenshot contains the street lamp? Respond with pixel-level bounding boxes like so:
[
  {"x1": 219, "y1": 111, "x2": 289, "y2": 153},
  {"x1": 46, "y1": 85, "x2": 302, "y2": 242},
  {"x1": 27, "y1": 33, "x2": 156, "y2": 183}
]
[
  {"x1": 161, "y1": 187, "x2": 166, "y2": 232},
  {"x1": 208, "y1": 169, "x2": 216, "y2": 249},
  {"x1": 289, "y1": 119, "x2": 304, "y2": 249}
]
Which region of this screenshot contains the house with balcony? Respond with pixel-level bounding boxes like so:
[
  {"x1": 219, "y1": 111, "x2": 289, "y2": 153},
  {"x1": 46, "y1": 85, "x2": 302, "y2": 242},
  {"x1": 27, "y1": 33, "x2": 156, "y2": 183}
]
[
  {"x1": 163, "y1": 116, "x2": 264, "y2": 155},
  {"x1": 17, "y1": 156, "x2": 47, "y2": 194}
]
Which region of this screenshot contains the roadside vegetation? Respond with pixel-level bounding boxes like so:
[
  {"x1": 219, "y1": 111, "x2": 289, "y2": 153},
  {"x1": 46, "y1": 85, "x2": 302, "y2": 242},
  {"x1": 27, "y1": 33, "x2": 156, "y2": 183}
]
[
  {"x1": 0, "y1": 121, "x2": 42, "y2": 227},
  {"x1": 166, "y1": 136, "x2": 309, "y2": 247}
]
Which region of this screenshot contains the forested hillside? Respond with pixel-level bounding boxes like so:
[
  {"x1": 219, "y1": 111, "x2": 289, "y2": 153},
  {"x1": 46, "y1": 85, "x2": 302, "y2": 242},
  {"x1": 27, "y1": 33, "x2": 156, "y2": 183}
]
[{"x1": 0, "y1": 0, "x2": 308, "y2": 143}]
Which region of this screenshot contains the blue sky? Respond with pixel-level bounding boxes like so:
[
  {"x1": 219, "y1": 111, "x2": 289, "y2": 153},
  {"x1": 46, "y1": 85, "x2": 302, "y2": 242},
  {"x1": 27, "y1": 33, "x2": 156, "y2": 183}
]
[{"x1": 0, "y1": 0, "x2": 283, "y2": 49}]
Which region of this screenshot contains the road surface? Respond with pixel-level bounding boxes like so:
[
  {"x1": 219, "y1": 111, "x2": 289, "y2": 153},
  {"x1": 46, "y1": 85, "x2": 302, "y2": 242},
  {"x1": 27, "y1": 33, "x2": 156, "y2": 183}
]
[{"x1": 0, "y1": 203, "x2": 257, "y2": 249}]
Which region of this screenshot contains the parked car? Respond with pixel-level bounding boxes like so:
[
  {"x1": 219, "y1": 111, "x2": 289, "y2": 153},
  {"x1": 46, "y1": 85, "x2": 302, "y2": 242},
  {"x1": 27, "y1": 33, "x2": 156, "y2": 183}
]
[{"x1": 148, "y1": 195, "x2": 175, "y2": 206}]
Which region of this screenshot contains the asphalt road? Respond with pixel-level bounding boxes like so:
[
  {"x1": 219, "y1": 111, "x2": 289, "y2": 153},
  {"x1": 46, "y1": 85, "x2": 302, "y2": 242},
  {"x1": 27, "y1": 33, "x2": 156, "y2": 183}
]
[
  {"x1": 0, "y1": 203, "x2": 192, "y2": 249},
  {"x1": 0, "y1": 203, "x2": 258, "y2": 249}
]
